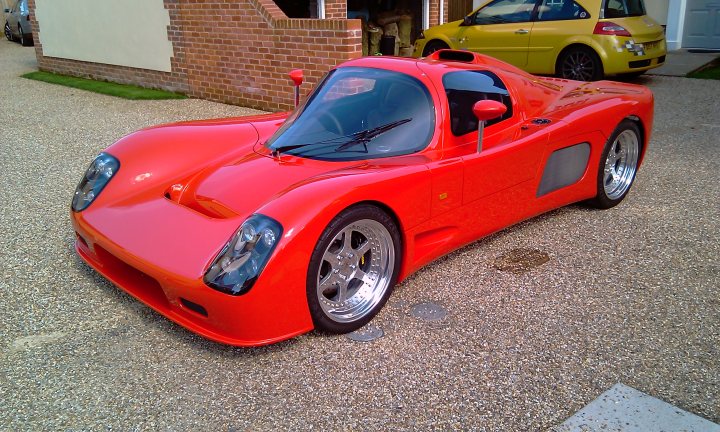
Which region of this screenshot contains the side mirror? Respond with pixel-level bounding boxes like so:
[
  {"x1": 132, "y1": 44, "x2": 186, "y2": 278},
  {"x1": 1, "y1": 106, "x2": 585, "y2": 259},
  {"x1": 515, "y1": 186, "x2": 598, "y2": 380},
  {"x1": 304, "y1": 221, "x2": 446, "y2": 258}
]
[
  {"x1": 3, "y1": 8, "x2": 10, "y2": 13},
  {"x1": 461, "y1": 15, "x2": 473, "y2": 26},
  {"x1": 289, "y1": 69, "x2": 304, "y2": 108},
  {"x1": 472, "y1": 100, "x2": 507, "y2": 152}
]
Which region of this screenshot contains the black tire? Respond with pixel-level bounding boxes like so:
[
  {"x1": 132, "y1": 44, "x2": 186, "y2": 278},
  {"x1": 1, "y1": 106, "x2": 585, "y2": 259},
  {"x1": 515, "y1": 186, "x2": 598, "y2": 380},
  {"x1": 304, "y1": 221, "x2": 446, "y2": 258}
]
[
  {"x1": 306, "y1": 204, "x2": 401, "y2": 334},
  {"x1": 557, "y1": 46, "x2": 604, "y2": 81},
  {"x1": 586, "y1": 120, "x2": 642, "y2": 209},
  {"x1": 19, "y1": 25, "x2": 31, "y2": 46},
  {"x1": 422, "y1": 40, "x2": 449, "y2": 57},
  {"x1": 4, "y1": 22, "x2": 12, "y2": 41}
]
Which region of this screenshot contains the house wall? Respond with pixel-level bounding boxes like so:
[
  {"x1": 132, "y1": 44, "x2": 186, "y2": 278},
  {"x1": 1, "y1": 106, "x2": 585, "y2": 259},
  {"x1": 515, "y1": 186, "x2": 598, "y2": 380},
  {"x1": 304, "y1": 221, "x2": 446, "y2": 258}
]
[
  {"x1": 28, "y1": 0, "x2": 362, "y2": 111},
  {"x1": 34, "y1": 0, "x2": 174, "y2": 72}
]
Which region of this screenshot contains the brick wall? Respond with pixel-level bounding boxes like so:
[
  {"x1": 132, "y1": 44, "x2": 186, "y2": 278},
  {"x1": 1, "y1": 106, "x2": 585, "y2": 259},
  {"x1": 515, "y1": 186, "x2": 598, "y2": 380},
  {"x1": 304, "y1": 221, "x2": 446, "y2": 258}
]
[{"x1": 28, "y1": 0, "x2": 362, "y2": 111}]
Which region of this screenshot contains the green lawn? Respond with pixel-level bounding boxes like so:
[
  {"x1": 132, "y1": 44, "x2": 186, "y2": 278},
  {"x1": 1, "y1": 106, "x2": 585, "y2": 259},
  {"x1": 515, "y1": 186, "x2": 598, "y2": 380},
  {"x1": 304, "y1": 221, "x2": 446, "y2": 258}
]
[
  {"x1": 687, "y1": 57, "x2": 720, "y2": 80},
  {"x1": 22, "y1": 71, "x2": 187, "y2": 100}
]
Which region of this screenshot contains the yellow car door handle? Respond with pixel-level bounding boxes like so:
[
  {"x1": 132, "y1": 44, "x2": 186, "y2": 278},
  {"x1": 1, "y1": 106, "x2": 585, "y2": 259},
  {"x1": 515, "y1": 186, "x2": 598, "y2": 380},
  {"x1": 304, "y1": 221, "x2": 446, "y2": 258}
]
[{"x1": 515, "y1": 29, "x2": 529, "y2": 34}]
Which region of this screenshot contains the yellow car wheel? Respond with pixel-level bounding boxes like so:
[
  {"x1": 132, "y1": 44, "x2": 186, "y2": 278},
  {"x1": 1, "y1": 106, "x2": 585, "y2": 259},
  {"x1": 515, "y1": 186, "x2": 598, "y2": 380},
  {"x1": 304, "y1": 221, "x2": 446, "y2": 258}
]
[
  {"x1": 557, "y1": 46, "x2": 604, "y2": 81},
  {"x1": 422, "y1": 40, "x2": 449, "y2": 57}
]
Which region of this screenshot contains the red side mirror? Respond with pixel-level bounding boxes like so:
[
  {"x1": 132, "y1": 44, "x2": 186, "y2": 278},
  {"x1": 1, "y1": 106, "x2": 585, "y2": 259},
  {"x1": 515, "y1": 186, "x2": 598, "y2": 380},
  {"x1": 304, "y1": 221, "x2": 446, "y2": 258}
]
[
  {"x1": 289, "y1": 69, "x2": 304, "y2": 108},
  {"x1": 289, "y1": 69, "x2": 304, "y2": 86},
  {"x1": 472, "y1": 100, "x2": 507, "y2": 122}
]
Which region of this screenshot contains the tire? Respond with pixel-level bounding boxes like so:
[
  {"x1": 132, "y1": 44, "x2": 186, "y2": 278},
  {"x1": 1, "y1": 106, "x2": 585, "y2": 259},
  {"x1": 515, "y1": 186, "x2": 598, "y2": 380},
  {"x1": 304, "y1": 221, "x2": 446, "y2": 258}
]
[
  {"x1": 19, "y1": 25, "x2": 31, "y2": 46},
  {"x1": 4, "y1": 22, "x2": 12, "y2": 41},
  {"x1": 586, "y1": 120, "x2": 641, "y2": 209},
  {"x1": 307, "y1": 204, "x2": 401, "y2": 334},
  {"x1": 557, "y1": 46, "x2": 603, "y2": 81},
  {"x1": 422, "y1": 40, "x2": 449, "y2": 57}
]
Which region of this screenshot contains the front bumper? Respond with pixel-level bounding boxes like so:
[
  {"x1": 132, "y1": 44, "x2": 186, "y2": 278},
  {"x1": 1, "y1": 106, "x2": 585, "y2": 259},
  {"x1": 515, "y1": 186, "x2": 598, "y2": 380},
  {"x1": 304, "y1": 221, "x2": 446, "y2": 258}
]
[{"x1": 71, "y1": 205, "x2": 314, "y2": 346}]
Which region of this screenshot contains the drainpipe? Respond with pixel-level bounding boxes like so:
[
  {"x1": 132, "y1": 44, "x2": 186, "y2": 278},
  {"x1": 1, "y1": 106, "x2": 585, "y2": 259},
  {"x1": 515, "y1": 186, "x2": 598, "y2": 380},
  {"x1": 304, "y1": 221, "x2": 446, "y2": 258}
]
[{"x1": 439, "y1": 0, "x2": 444, "y2": 25}]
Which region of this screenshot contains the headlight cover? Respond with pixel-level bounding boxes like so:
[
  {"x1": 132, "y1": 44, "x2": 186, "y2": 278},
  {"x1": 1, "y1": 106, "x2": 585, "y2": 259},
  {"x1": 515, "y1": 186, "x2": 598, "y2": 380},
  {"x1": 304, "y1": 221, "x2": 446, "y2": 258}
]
[
  {"x1": 204, "y1": 214, "x2": 283, "y2": 296},
  {"x1": 71, "y1": 153, "x2": 120, "y2": 212}
]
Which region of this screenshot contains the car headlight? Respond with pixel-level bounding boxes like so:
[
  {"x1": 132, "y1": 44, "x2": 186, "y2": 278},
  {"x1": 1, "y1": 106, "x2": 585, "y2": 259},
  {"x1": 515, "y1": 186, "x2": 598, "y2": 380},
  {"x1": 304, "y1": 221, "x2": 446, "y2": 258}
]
[
  {"x1": 204, "y1": 214, "x2": 283, "y2": 296},
  {"x1": 71, "y1": 153, "x2": 120, "y2": 212}
]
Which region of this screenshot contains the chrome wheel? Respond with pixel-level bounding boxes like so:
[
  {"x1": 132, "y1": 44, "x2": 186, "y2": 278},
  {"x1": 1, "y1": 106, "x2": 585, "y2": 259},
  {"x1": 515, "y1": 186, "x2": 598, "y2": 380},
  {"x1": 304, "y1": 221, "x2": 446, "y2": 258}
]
[
  {"x1": 560, "y1": 48, "x2": 601, "y2": 81},
  {"x1": 603, "y1": 129, "x2": 639, "y2": 200},
  {"x1": 4, "y1": 22, "x2": 11, "y2": 41},
  {"x1": 316, "y1": 219, "x2": 395, "y2": 324}
]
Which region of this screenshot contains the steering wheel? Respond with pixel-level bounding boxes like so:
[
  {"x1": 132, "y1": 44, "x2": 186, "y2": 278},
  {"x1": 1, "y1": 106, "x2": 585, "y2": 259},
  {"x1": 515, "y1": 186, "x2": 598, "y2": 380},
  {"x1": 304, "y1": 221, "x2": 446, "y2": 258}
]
[{"x1": 318, "y1": 110, "x2": 344, "y2": 135}]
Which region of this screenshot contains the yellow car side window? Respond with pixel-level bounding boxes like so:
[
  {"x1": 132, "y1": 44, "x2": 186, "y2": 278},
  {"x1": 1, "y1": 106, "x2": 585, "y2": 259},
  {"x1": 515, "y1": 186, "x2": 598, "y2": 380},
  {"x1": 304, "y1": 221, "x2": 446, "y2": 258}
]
[{"x1": 474, "y1": 0, "x2": 536, "y2": 25}]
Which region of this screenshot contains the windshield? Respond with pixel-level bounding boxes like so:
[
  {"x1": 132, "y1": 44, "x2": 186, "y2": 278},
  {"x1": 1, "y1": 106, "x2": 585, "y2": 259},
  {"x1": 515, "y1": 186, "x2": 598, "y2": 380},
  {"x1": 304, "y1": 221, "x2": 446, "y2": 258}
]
[
  {"x1": 604, "y1": 0, "x2": 646, "y2": 18},
  {"x1": 266, "y1": 67, "x2": 435, "y2": 161}
]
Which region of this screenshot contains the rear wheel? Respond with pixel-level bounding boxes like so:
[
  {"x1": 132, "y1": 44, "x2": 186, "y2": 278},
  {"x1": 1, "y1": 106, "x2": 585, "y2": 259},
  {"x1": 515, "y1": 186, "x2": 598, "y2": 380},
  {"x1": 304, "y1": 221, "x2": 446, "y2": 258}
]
[
  {"x1": 307, "y1": 204, "x2": 401, "y2": 334},
  {"x1": 19, "y1": 25, "x2": 31, "y2": 46},
  {"x1": 586, "y1": 120, "x2": 641, "y2": 209},
  {"x1": 422, "y1": 40, "x2": 449, "y2": 57},
  {"x1": 557, "y1": 46, "x2": 603, "y2": 81}
]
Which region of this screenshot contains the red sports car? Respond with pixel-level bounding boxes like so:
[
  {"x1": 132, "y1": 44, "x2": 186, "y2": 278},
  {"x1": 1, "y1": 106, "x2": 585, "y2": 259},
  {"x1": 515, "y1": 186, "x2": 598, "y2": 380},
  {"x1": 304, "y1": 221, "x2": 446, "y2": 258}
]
[{"x1": 71, "y1": 50, "x2": 653, "y2": 346}]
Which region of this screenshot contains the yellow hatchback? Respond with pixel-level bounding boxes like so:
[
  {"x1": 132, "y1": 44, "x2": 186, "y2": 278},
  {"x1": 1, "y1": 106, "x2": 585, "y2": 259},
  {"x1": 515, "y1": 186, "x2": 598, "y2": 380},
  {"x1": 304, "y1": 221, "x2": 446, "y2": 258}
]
[{"x1": 413, "y1": 0, "x2": 666, "y2": 80}]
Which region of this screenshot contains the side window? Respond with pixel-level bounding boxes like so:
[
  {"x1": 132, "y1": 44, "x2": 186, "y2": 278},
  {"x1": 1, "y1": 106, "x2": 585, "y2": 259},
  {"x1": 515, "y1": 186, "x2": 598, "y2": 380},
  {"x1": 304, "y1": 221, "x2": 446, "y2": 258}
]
[
  {"x1": 537, "y1": 0, "x2": 590, "y2": 21},
  {"x1": 443, "y1": 71, "x2": 513, "y2": 137},
  {"x1": 474, "y1": 0, "x2": 537, "y2": 24}
]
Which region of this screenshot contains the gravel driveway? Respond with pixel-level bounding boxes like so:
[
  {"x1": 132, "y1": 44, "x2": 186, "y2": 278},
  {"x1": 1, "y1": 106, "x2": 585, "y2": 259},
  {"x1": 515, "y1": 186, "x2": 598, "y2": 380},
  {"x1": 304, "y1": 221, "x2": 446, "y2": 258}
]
[{"x1": 1, "y1": 40, "x2": 718, "y2": 430}]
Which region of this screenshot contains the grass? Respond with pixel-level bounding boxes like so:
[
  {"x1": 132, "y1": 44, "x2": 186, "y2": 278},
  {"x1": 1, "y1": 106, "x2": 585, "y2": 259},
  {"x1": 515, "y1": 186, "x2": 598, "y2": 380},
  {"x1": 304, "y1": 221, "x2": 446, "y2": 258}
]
[
  {"x1": 687, "y1": 56, "x2": 720, "y2": 80},
  {"x1": 22, "y1": 71, "x2": 187, "y2": 100}
]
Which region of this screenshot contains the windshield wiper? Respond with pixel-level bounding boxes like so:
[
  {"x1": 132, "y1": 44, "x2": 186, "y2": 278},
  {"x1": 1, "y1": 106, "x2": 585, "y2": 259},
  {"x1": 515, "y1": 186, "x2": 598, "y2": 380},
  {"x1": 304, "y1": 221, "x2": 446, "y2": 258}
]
[
  {"x1": 334, "y1": 118, "x2": 412, "y2": 152},
  {"x1": 271, "y1": 118, "x2": 412, "y2": 156}
]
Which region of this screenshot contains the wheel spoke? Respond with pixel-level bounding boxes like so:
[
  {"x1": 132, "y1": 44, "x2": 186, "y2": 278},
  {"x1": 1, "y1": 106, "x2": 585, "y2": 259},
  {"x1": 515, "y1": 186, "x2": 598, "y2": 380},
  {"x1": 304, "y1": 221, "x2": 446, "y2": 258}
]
[
  {"x1": 335, "y1": 278, "x2": 349, "y2": 302},
  {"x1": 341, "y1": 228, "x2": 353, "y2": 252},
  {"x1": 355, "y1": 240, "x2": 371, "y2": 256},
  {"x1": 318, "y1": 272, "x2": 337, "y2": 292},
  {"x1": 323, "y1": 251, "x2": 338, "y2": 264}
]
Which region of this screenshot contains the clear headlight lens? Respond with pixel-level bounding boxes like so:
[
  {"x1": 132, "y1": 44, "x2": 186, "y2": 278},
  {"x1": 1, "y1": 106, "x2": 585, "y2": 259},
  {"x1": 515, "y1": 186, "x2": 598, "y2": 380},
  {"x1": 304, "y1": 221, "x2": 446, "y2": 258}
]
[
  {"x1": 71, "y1": 153, "x2": 120, "y2": 212},
  {"x1": 204, "y1": 214, "x2": 283, "y2": 296}
]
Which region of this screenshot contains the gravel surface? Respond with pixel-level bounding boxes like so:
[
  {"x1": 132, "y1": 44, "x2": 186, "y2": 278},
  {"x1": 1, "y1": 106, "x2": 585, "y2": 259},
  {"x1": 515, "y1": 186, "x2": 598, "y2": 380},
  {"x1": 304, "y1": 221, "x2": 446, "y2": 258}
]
[{"x1": 1, "y1": 40, "x2": 718, "y2": 430}]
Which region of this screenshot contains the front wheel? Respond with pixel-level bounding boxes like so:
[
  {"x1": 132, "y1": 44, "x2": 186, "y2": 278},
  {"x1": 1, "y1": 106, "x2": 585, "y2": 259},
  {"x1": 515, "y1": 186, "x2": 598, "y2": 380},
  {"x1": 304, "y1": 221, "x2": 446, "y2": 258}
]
[
  {"x1": 586, "y1": 120, "x2": 641, "y2": 209},
  {"x1": 307, "y1": 204, "x2": 401, "y2": 334},
  {"x1": 557, "y1": 47, "x2": 603, "y2": 81},
  {"x1": 4, "y1": 22, "x2": 12, "y2": 41}
]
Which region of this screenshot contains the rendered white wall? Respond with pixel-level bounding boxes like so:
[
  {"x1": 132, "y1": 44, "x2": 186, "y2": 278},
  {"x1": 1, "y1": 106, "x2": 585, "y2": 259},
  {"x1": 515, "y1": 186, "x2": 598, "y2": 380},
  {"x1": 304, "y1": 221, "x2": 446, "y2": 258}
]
[
  {"x1": 35, "y1": 0, "x2": 174, "y2": 72},
  {"x1": 645, "y1": 0, "x2": 669, "y2": 25},
  {"x1": 666, "y1": 0, "x2": 687, "y2": 50}
]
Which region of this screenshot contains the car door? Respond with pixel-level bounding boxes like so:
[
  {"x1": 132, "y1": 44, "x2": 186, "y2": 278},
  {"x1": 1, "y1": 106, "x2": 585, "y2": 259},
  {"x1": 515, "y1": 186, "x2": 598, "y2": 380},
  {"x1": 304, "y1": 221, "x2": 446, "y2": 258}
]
[
  {"x1": 443, "y1": 70, "x2": 550, "y2": 235},
  {"x1": 527, "y1": 0, "x2": 595, "y2": 74},
  {"x1": 457, "y1": 0, "x2": 538, "y2": 67}
]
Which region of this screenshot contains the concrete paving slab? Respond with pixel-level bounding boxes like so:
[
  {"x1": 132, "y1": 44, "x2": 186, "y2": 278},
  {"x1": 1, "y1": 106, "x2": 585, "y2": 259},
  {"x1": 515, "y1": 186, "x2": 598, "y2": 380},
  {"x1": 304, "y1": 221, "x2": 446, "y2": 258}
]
[
  {"x1": 647, "y1": 49, "x2": 719, "y2": 77},
  {"x1": 555, "y1": 383, "x2": 720, "y2": 432}
]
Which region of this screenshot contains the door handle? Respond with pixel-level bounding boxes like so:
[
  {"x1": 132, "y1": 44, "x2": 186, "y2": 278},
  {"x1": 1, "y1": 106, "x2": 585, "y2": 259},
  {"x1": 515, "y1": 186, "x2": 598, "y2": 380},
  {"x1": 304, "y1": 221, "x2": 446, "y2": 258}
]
[{"x1": 515, "y1": 29, "x2": 529, "y2": 34}]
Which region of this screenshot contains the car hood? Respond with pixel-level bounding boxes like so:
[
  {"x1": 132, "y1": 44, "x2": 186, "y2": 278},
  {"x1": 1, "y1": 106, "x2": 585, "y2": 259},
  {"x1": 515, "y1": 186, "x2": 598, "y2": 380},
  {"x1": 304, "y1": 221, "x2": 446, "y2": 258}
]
[{"x1": 174, "y1": 146, "x2": 364, "y2": 219}]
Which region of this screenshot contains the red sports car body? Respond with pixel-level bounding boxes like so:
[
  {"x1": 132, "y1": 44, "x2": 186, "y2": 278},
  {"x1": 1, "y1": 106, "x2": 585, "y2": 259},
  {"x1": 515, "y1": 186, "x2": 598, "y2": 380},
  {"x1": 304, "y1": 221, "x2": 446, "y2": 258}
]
[{"x1": 71, "y1": 50, "x2": 653, "y2": 346}]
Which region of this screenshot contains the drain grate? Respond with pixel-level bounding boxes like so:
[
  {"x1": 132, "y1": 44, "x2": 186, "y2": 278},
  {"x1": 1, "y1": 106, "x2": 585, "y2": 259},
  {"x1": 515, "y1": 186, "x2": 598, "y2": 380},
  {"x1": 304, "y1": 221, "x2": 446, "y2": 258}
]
[
  {"x1": 493, "y1": 248, "x2": 550, "y2": 274},
  {"x1": 410, "y1": 302, "x2": 448, "y2": 321},
  {"x1": 345, "y1": 323, "x2": 384, "y2": 342}
]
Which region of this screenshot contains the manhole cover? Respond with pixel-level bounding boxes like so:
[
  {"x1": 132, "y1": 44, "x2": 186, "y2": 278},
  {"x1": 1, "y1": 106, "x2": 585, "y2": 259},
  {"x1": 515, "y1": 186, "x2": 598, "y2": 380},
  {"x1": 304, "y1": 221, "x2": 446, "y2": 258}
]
[
  {"x1": 410, "y1": 302, "x2": 448, "y2": 321},
  {"x1": 493, "y1": 248, "x2": 550, "y2": 274},
  {"x1": 345, "y1": 323, "x2": 384, "y2": 342}
]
